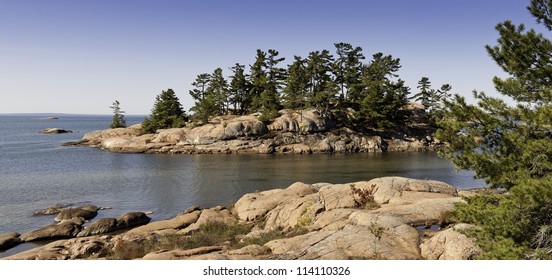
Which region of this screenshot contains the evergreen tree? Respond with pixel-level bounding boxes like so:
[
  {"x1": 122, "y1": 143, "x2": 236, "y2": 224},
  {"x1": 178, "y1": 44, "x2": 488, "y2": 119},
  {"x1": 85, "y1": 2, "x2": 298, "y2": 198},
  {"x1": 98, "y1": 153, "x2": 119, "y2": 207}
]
[
  {"x1": 259, "y1": 49, "x2": 285, "y2": 121},
  {"x1": 229, "y1": 63, "x2": 250, "y2": 114},
  {"x1": 142, "y1": 89, "x2": 187, "y2": 133},
  {"x1": 306, "y1": 50, "x2": 338, "y2": 116},
  {"x1": 109, "y1": 100, "x2": 127, "y2": 128},
  {"x1": 358, "y1": 53, "x2": 410, "y2": 128},
  {"x1": 333, "y1": 42, "x2": 365, "y2": 104},
  {"x1": 249, "y1": 49, "x2": 268, "y2": 112},
  {"x1": 412, "y1": 77, "x2": 433, "y2": 110},
  {"x1": 411, "y1": 77, "x2": 452, "y2": 120},
  {"x1": 283, "y1": 55, "x2": 309, "y2": 109},
  {"x1": 207, "y1": 68, "x2": 230, "y2": 115},
  {"x1": 189, "y1": 73, "x2": 216, "y2": 124},
  {"x1": 439, "y1": 0, "x2": 552, "y2": 259}
]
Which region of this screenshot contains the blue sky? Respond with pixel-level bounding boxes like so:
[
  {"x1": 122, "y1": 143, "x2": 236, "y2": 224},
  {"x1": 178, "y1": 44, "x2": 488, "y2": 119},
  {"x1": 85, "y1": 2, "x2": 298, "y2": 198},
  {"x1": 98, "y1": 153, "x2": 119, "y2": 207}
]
[{"x1": 0, "y1": 0, "x2": 544, "y2": 114}]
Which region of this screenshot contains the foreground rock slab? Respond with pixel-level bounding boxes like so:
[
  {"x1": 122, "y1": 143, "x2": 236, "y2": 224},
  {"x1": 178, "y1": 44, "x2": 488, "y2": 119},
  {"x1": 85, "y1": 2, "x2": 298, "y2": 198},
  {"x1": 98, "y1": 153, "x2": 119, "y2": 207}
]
[{"x1": 2, "y1": 177, "x2": 480, "y2": 260}]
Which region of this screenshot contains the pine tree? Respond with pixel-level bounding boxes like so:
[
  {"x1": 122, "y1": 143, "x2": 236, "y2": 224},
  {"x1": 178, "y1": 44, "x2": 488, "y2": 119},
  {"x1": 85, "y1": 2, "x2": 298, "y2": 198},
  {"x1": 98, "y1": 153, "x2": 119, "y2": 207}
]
[
  {"x1": 412, "y1": 77, "x2": 433, "y2": 110},
  {"x1": 358, "y1": 53, "x2": 410, "y2": 128},
  {"x1": 229, "y1": 63, "x2": 250, "y2": 114},
  {"x1": 109, "y1": 100, "x2": 127, "y2": 128},
  {"x1": 333, "y1": 42, "x2": 365, "y2": 104},
  {"x1": 306, "y1": 50, "x2": 338, "y2": 116},
  {"x1": 207, "y1": 68, "x2": 230, "y2": 115},
  {"x1": 283, "y1": 55, "x2": 309, "y2": 109},
  {"x1": 259, "y1": 49, "x2": 285, "y2": 121},
  {"x1": 142, "y1": 89, "x2": 187, "y2": 133},
  {"x1": 249, "y1": 49, "x2": 268, "y2": 112},
  {"x1": 439, "y1": 0, "x2": 552, "y2": 259},
  {"x1": 437, "y1": 6, "x2": 552, "y2": 189},
  {"x1": 412, "y1": 77, "x2": 452, "y2": 120},
  {"x1": 189, "y1": 73, "x2": 216, "y2": 124}
]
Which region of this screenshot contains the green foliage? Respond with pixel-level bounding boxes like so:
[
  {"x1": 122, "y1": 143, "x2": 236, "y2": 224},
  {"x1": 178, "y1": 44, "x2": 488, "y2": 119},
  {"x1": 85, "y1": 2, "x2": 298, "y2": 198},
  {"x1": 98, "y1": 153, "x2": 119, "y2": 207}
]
[
  {"x1": 333, "y1": 42, "x2": 365, "y2": 104},
  {"x1": 283, "y1": 56, "x2": 309, "y2": 109},
  {"x1": 229, "y1": 63, "x2": 250, "y2": 114},
  {"x1": 451, "y1": 179, "x2": 552, "y2": 259},
  {"x1": 142, "y1": 89, "x2": 187, "y2": 134},
  {"x1": 259, "y1": 49, "x2": 285, "y2": 122},
  {"x1": 438, "y1": 1, "x2": 552, "y2": 259},
  {"x1": 187, "y1": 43, "x2": 441, "y2": 129},
  {"x1": 189, "y1": 73, "x2": 216, "y2": 124},
  {"x1": 207, "y1": 68, "x2": 230, "y2": 116},
  {"x1": 249, "y1": 49, "x2": 269, "y2": 112},
  {"x1": 411, "y1": 77, "x2": 452, "y2": 121},
  {"x1": 306, "y1": 50, "x2": 338, "y2": 116},
  {"x1": 109, "y1": 100, "x2": 127, "y2": 128},
  {"x1": 357, "y1": 53, "x2": 410, "y2": 128}
]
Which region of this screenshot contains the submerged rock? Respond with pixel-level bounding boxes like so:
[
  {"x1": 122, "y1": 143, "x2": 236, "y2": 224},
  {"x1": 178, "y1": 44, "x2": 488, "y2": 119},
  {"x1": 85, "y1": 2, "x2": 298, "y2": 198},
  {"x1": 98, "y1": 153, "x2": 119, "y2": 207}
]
[
  {"x1": 0, "y1": 232, "x2": 21, "y2": 250},
  {"x1": 54, "y1": 206, "x2": 99, "y2": 222}
]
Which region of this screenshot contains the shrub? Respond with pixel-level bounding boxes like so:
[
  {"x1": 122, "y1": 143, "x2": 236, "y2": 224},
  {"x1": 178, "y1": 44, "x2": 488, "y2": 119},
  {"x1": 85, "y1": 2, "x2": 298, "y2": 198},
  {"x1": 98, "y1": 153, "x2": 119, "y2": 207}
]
[{"x1": 350, "y1": 184, "x2": 380, "y2": 210}]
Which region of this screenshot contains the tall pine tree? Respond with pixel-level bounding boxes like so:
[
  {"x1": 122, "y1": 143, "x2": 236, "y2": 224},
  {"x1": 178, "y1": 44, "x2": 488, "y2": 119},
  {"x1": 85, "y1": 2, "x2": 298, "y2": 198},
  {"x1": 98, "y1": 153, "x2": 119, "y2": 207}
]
[
  {"x1": 189, "y1": 73, "x2": 216, "y2": 124},
  {"x1": 358, "y1": 53, "x2": 410, "y2": 128},
  {"x1": 229, "y1": 63, "x2": 250, "y2": 114}
]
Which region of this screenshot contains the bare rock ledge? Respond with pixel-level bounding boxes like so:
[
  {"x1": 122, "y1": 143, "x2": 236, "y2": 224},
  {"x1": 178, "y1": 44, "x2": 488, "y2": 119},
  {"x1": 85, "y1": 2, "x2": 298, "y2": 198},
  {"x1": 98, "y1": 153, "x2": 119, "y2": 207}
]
[{"x1": 2, "y1": 177, "x2": 480, "y2": 260}]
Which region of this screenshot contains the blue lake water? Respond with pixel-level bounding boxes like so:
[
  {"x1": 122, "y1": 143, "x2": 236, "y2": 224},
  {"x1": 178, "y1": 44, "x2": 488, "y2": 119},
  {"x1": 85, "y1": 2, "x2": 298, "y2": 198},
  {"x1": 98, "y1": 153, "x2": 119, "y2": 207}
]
[{"x1": 0, "y1": 114, "x2": 486, "y2": 257}]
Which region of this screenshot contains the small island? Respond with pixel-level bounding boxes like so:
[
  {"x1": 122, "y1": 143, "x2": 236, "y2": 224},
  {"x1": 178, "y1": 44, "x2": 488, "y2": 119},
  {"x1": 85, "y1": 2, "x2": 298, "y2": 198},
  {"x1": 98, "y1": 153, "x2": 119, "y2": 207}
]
[{"x1": 40, "y1": 128, "x2": 73, "y2": 134}]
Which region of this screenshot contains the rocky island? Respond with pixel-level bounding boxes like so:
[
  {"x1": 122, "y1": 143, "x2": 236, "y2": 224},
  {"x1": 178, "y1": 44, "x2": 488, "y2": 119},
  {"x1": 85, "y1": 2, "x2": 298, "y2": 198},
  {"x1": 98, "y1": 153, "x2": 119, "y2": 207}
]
[
  {"x1": 65, "y1": 107, "x2": 441, "y2": 155},
  {"x1": 1, "y1": 177, "x2": 481, "y2": 260}
]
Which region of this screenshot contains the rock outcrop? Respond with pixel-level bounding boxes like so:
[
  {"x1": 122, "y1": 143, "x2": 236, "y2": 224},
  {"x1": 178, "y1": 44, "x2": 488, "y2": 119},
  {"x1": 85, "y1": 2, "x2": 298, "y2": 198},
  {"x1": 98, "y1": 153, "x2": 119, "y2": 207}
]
[
  {"x1": 2, "y1": 177, "x2": 480, "y2": 260},
  {"x1": 65, "y1": 109, "x2": 441, "y2": 154}
]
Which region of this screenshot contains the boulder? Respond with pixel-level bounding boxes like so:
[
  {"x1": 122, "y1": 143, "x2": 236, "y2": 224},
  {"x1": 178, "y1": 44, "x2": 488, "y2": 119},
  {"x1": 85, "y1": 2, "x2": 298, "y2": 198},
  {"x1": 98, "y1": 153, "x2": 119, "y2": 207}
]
[
  {"x1": 420, "y1": 224, "x2": 482, "y2": 260},
  {"x1": 39, "y1": 128, "x2": 73, "y2": 134},
  {"x1": 232, "y1": 182, "x2": 317, "y2": 221},
  {"x1": 77, "y1": 218, "x2": 117, "y2": 237},
  {"x1": 115, "y1": 212, "x2": 151, "y2": 229},
  {"x1": 178, "y1": 207, "x2": 238, "y2": 235},
  {"x1": 0, "y1": 232, "x2": 21, "y2": 250},
  {"x1": 19, "y1": 220, "x2": 82, "y2": 242},
  {"x1": 263, "y1": 194, "x2": 322, "y2": 230},
  {"x1": 77, "y1": 212, "x2": 151, "y2": 237},
  {"x1": 54, "y1": 206, "x2": 99, "y2": 222}
]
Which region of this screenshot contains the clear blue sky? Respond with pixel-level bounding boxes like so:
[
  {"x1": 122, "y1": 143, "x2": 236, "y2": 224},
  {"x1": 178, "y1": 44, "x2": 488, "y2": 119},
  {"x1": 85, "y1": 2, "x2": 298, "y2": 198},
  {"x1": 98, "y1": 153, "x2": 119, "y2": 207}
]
[{"x1": 0, "y1": 0, "x2": 544, "y2": 114}]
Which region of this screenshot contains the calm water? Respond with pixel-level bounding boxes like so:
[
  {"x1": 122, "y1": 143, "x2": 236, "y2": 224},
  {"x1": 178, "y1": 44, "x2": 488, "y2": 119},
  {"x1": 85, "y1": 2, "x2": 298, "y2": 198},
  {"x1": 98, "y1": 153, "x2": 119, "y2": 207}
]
[{"x1": 0, "y1": 114, "x2": 485, "y2": 256}]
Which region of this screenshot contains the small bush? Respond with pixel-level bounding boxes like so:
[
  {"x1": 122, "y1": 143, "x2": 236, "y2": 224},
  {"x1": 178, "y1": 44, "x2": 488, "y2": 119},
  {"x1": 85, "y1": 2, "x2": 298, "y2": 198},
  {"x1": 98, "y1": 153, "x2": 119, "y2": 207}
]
[{"x1": 350, "y1": 184, "x2": 380, "y2": 210}]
